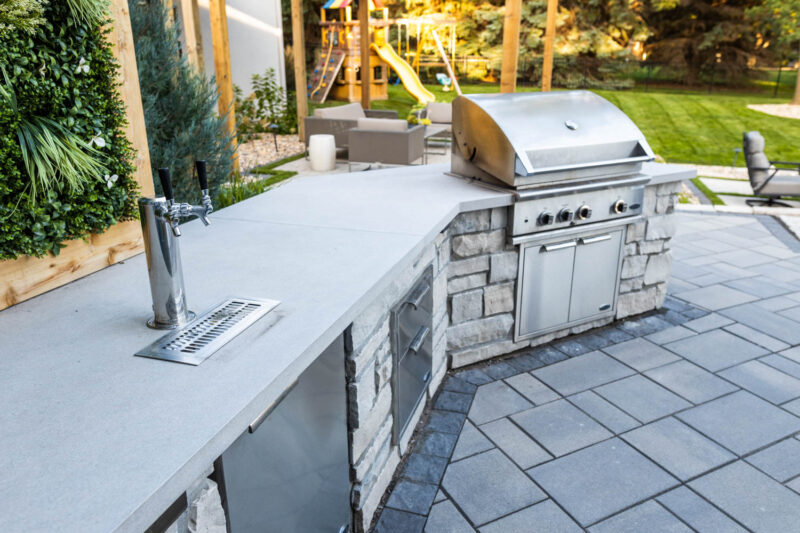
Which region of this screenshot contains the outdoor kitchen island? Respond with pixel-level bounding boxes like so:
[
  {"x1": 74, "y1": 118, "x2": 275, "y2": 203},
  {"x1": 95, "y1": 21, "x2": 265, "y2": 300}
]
[{"x1": 0, "y1": 161, "x2": 692, "y2": 533}]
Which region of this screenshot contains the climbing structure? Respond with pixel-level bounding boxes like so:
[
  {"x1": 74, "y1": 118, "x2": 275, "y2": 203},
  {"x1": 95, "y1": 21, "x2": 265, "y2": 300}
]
[{"x1": 312, "y1": 0, "x2": 444, "y2": 104}]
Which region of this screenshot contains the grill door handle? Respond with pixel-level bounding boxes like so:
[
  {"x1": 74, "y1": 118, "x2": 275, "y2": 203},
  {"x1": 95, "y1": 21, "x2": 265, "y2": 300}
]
[
  {"x1": 409, "y1": 326, "x2": 431, "y2": 353},
  {"x1": 543, "y1": 240, "x2": 577, "y2": 252},
  {"x1": 249, "y1": 378, "x2": 299, "y2": 433},
  {"x1": 580, "y1": 234, "x2": 612, "y2": 245}
]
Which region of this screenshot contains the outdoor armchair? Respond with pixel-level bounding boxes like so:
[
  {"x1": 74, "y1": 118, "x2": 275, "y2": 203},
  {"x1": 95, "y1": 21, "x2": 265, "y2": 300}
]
[
  {"x1": 347, "y1": 118, "x2": 425, "y2": 167},
  {"x1": 416, "y1": 102, "x2": 452, "y2": 132},
  {"x1": 304, "y1": 103, "x2": 398, "y2": 151},
  {"x1": 743, "y1": 131, "x2": 800, "y2": 207}
]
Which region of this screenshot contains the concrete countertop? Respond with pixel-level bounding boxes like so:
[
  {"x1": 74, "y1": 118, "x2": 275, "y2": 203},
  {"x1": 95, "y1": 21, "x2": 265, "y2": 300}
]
[{"x1": 0, "y1": 162, "x2": 693, "y2": 532}]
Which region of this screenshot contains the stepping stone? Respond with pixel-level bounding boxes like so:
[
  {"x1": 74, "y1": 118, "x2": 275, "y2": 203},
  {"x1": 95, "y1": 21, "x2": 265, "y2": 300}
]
[
  {"x1": 479, "y1": 418, "x2": 552, "y2": 469},
  {"x1": 533, "y1": 351, "x2": 634, "y2": 396},
  {"x1": 675, "y1": 284, "x2": 757, "y2": 311},
  {"x1": 645, "y1": 325, "x2": 695, "y2": 345},
  {"x1": 677, "y1": 391, "x2": 800, "y2": 455},
  {"x1": 588, "y1": 500, "x2": 692, "y2": 533},
  {"x1": 594, "y1": 375, "x2": 691, "y2": 423},
  {"x1": 442, "y1": 449, "x2": 546, "y2": 526},
  {"x1": 665, "y1": 329, "x2": 767, "y2": 372},
  {"x1": 468, "y1": 381, "x2": 532, "y2": 425},
  {"x1": 602, "y1": 337, "x2": 680, "y2": 371},
  {"x1": 657, "y1": 486, "x2": 746, "y2": 533},
  {"x1": 684, "y1": 312, "x2": 734, "y2": 333},
  {"x1": 567, "y1": 390, "x2": 640, "y2": 434},
  {"x1": 504, "y1": 373, "x2": 560, "y2": 405},
  {"x1": 719, "y1": 304, "x2": 800, "y2": 345},
  {"x1": 386, "y1": 479, "x2": 439, "y2": 515},
  {"x1": 745, "y1": 438, "x2": 800, "y2": 482},
  {"x1": 644, "y1": 360, "x2": 738, "y2": 404},
  {"x1": 375, "y1": 508, "x2": 426, "y2": 533},
  {"x1": 690, "y1": 461, "x2": 800, "y2": 533},
  {"x1": 723, "y1": 323, "x2": 789, "y2": 352},
  {"x1": 425, "y1": 500, "x2": 472, "y2": 533},
  {"x1": 417, "y1": 431, "x2": 458, "y2": 459},
  {"x1": 529, "y1": 438, "x2": 678, "y2": 527},
  {"x1": 511, "y1": 400, "x2": 611, "y2": 457},
  {"x1": 451, "y1": 420, "x2": 493, "y2": 462},
  {"x1": 719, "y1": 360, "x2": 800, "y2": 404},
  {"x1": 621, "y1": 417, "x2": 734, "y2": 481},
  {"x1": 479, "y1": 500, "x2": 582, "y2": 533}
]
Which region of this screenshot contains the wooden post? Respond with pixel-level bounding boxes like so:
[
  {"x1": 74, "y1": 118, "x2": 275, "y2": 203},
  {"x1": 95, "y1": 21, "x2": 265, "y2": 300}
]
[
  {"x1": 0, "y1": 0, "x2": 154, "y2": 310},
  {"x1": 208, "y1": 0, "x2": 239, "y2": 171},
  {"x1": 541, "y1": 0, "x2": 558, "y2": 92},
  {"x1": 179, "y1": 0, "x2": 204, "y2": 71},
  {"x1": 358, "y1": 0, "x2": 371, "y2": 109},
  {"x1": 291, "y1": 0, "x2": 308, "y2": 141},
  {"x1": 499, "y1": 0, "x2": 521, "y2": 93}
]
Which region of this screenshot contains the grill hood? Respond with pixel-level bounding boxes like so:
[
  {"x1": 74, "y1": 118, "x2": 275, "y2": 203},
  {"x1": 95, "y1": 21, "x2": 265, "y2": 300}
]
[{"x1": 451, "y1": 91, "x2": 655, "y2": 189}]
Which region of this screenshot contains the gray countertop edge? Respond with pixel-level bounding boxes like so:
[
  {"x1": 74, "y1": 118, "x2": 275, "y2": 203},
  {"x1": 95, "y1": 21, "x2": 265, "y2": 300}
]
[{"x1": 0, "y1": 162, "x2": 691, "y2": 532}]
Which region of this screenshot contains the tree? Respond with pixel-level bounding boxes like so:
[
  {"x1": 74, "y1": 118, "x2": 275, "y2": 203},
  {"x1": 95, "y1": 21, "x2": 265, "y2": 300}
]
[
  {"x1": 128, "y1": 0, "x2": 234, "y2": 203},
  {"x1": 748, "y1": 0, "x2": 800, "y2": 104},
  {"x1": 643, "y1": 0, "x2": 759, "y2": 86}
]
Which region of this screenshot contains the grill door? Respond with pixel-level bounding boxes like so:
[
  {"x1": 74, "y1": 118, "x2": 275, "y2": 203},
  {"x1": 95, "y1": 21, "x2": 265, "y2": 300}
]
[
  {"x1": 569, "y1": 230, "x2": 623, "y2": 322},
  {"x1": 518, "y1": 240, "x2": 576, "y2": 337}
]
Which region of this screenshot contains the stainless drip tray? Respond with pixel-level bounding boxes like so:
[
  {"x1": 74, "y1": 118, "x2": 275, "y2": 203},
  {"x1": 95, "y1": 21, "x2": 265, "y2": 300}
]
[{"x1": 135, "y1": 297, "x2": 280, "y2": 365}]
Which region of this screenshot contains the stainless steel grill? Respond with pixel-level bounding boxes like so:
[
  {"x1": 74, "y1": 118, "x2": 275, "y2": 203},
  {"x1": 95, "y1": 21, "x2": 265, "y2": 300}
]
[
  {"x1": 451, "y1": 91, "x2": 654, "y2": 189},
  {"x1": 136, "y1": 297, "x2": 280, "y2": 365},
  {"x1": 450, "y1": 91, "x2": 655, "y2": 341}
]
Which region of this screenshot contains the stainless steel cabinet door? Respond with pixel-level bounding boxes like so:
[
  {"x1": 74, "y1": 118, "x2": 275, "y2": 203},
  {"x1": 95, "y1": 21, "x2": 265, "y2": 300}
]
[
  {"x1": 218, "y1": 334, "x2": 350, "y2": 533},
  {"x1": 518, "y1": 239, "x2": 577, "y2": 337},
  {"x1": 569, "y1": 230, "x2": 623, "y2": 322}
]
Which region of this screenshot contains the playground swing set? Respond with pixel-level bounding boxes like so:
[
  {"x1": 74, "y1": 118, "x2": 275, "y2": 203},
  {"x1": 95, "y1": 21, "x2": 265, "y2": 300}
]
[{"x1": 308, "y1": 0, "x2": 460, "y2": 105}]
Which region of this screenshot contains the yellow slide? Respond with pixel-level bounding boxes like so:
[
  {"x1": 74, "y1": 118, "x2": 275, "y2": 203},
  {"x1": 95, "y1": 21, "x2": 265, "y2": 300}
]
[{"x1": 371, "y1": 43, "x2": 436, "y2": 104}]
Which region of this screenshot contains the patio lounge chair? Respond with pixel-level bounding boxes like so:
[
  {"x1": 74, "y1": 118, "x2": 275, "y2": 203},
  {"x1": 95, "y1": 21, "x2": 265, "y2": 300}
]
[
  {"x1": 743, "y1": 131, "x2": 800, "y2": 207},
  {"x1": 417, "y1": 102, "x2": 452, "y2": 132},
  {"x1": 304, "y1": 103, "x2": 398, "y2": 151},
  {"x1": 347, "y1": 118, "x2": 425, "y2": 167}
]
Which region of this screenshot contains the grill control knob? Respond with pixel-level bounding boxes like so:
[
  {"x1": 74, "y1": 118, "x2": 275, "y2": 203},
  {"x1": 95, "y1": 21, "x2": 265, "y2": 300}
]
[
  {"x1": 538, "y1": 211, "x2": 554, "y2": 225},
  {"x1": 557, "y1": 208, "x2": 574, "y2": 223},
  {"x1": 613, "y1": 199, "x2": 628, "y2": 214},
  {"x1": 577, "y1": 205, "x2": 592, "y2": 220}
]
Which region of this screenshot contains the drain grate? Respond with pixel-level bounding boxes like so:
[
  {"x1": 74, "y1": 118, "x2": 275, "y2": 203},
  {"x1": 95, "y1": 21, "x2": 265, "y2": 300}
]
[{"x1": 136, "y1": 297, "x2": 280, "y2": 365}]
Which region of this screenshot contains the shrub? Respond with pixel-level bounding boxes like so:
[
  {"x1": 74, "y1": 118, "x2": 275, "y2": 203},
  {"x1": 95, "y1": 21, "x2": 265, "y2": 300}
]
[{"x1": 235, "y1": 68, "x2": 298, "y2": 142}]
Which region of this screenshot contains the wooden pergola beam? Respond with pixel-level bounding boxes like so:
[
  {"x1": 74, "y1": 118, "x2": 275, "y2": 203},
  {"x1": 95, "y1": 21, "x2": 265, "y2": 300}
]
[
  {"x1": 499, "y1": 0, "x2": 521, "y2": 93},
  {"x1": 291, "y1": 0, "x2": 308, "y2": 141},
  {"x1": 179, "y1": 0, "x2": 205, "y2": 71},
  {"x1": 541, "y1": 0, "x2": 558, "y2": 92},
  {"x1": 208, "y1": 0, "x2": 239, "y2": 170},
  {"x1": 359, "y1": 0, "x2": 371, "y2": 109}
]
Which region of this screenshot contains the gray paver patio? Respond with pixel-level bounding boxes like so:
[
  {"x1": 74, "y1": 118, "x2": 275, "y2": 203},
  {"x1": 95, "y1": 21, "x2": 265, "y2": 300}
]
[{"x1": 373, "y1": 213, "x2": 800, "y2": 532}]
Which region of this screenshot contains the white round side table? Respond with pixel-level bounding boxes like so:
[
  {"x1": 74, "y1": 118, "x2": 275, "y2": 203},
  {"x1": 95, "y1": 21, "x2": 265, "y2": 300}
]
[{"x1": 308, "y1": 134, "x2": 336, "y2": 172}]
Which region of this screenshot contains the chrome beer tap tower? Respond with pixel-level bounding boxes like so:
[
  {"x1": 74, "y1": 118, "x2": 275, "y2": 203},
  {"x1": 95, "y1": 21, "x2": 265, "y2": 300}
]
[{"x1": 139, "y1": 161, "x2": 213, "y2": 329}]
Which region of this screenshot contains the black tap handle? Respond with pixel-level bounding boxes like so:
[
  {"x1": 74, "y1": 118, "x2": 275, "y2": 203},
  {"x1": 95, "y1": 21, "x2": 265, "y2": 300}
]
[
  {"x1": 157, "y1": 168, "x2": 173, "y2": 202},
  {"x1": 195, "y1": 160, "x2": 208, "y2": 191}
]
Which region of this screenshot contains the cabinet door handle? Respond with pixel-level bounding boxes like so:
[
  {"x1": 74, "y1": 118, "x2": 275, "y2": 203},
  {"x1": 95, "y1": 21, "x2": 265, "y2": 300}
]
[
  {"x1": 403, "y1": 282, "x2": 431, "y2": 310},
  {"x1": 409, "y1": 326, "x2": 430, "y2": 353},
  {"x1": 580, "y1": 234, "x2": 612, "y2": 245},
  {"x1": 543, "y1": 240, "x2": 577, "y2": 252},
  {"x1": 249, "y1": 378, "x2": 299, "y2": 433}
]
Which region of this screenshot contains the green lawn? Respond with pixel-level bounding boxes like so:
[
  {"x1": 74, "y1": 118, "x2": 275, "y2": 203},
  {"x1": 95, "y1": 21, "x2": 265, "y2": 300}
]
[{"x1": 314, "y1": 82, "x2": 800, "y2": 166}]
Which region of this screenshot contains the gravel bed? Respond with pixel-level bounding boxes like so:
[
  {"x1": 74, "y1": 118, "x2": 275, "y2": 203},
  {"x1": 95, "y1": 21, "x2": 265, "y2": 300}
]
[{"x1": 238, "y1": 134, "x2": 305, "y2": 172}]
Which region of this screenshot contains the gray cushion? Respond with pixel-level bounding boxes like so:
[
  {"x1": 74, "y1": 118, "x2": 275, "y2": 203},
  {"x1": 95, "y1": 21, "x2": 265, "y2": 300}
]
[
  {"x1": 746, "y1": 152, "x2": 772, "y2": 190},
  {"x1": 760, "y1": 172, "x2": 800, "y2": 196},
  {"x1": 356, "y1": 117, "x2": 408, "y2": 132},
  {"x1": 744, "y1": 131, "x2": 765, "y2": 154},
  {"x1": 315, "y1": 103, "x2": 366, "y2": 120},
  {"x1": 426, "y1": 102, "x2": 452, "y2": 124}
]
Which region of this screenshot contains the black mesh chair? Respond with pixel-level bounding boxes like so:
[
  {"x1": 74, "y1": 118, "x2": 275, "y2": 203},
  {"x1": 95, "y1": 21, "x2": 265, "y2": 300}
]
[{"x1": 743, "y1": 131, "x2": 800, "y2": 207}]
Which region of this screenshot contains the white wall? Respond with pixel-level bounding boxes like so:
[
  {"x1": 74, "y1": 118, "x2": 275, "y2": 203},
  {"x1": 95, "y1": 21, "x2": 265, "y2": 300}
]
[{"x1": 195, "y1": 0, "x2": 286, "y2": 94}]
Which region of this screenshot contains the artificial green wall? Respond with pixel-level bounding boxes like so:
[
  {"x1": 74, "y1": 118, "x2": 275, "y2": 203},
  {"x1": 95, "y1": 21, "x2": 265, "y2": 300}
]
[{"x1": 0, "y1": 0, "x2": 137, "y2": 261}]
